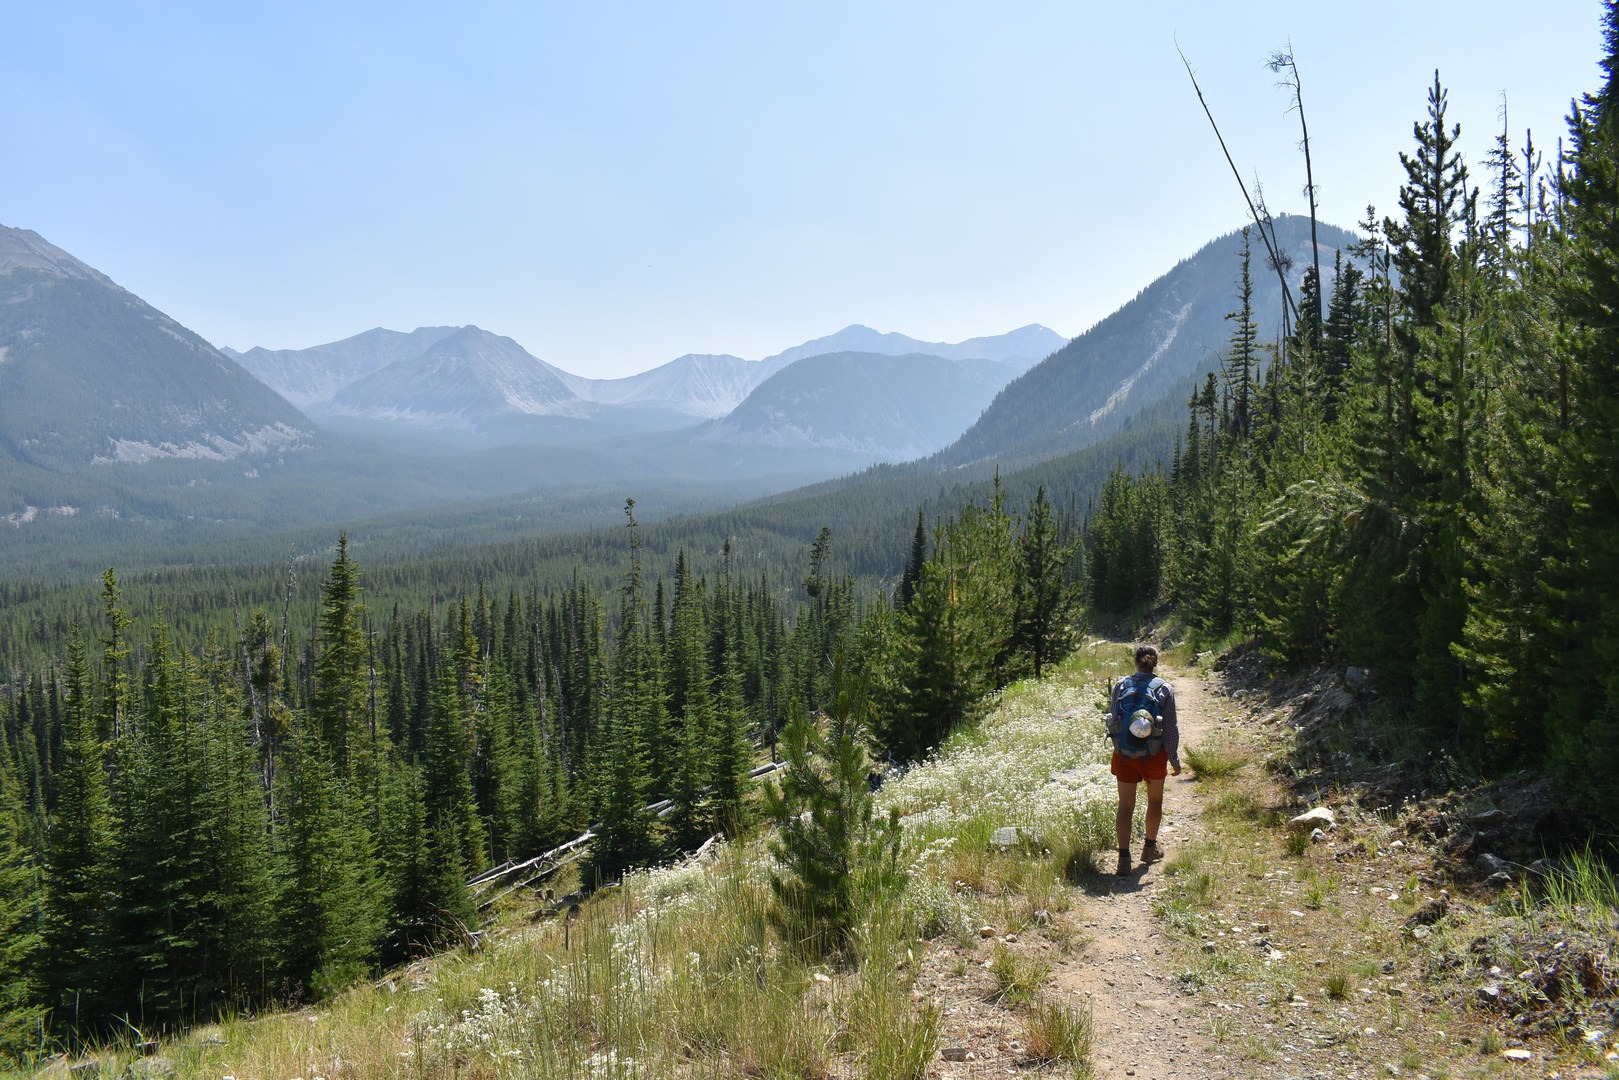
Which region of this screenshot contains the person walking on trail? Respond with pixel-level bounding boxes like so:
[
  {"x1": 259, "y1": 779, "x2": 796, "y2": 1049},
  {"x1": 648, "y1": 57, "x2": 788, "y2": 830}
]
[{"x1": 1108, "y1": 644, "x2": 1180, "y2": 877}]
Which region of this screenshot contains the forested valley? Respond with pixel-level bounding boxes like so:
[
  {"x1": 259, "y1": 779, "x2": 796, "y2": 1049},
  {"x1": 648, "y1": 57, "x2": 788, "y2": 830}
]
[
  {"x1": 0, "y1": 479, "x2": 1083, "y2": 1057},
  {"x1": 5, "y1": 13, "x2": 1619, "y2": 1067}
]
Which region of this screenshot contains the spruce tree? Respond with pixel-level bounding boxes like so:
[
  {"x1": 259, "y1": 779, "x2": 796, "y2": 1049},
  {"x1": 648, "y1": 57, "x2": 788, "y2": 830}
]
[
  {"x1": 275, "y1": 719, "x2": 384, "y2": 998},
  {"x1": 422, "y1": 662, "x2": 487, "y2": 875},
  {"x1": 311, "y1": 536, "x2": 370, "y2": 777},
  {"x1": 40, "y1": 626, "x2": 112, "y2": 1029},
  {"x1": 1550, "y1": 2, "x2": 1619, "y2": 820},
  {"x1": 1015, "y1": 486, "x2": 1079, "y2": 677},
  {"x1": 664, "y1": 551, "x2": 719, "y2": 848},
  {"x1": 0, "y1": 738, "x2": 44, "y2": 1064},
  {"x1": 377, "y1": 758, "x2": 474, "y2": 961},
  {"x1": 585, "y1": 502, "x2": 657, "y2": 882},
  {"x1": 899, "y1": 511, "x2": 927, "y2": 609}
]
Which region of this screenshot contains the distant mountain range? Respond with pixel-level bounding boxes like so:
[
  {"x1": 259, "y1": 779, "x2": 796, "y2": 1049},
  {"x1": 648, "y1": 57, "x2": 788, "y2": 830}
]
[
  {"x1": 225, "y1": 327, "x2": 460, "y2": 409},
  {"x1": 0, "y1": 215, "x2": 1361, "y2": 561},
  {"x1": 229, "y1": 320, "x2": 1065, "y2": 436}
]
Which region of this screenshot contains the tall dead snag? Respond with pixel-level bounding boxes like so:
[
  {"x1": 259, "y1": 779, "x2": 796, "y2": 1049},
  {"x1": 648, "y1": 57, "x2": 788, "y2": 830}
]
[
  {"x1": 1178, "y1": 45, "x2": 1299, "y2": 330},
  {"x1": 1268, "y1": 44, "x2": 1323, "y2": 333}
]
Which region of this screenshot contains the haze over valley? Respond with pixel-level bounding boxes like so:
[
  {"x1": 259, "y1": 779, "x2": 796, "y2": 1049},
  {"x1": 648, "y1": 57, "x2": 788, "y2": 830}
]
[{"x1": 0, "y1": 216, "x2": 1330, "y2": 579}]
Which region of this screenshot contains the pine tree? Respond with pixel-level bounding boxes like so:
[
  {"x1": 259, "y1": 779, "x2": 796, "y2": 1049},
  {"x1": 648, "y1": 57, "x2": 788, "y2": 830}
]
[
  {"x1": 1456, "y1": 128, "x2": 1570, "y2": 759},
  {"x1": 102, "y1": 623, "x2": 275, "y2": 1023},
  {"x1": 195, "y1": 637, "x2": 279, "y2": 1011},
  {"x1": 899, "y1": 511, "x2": 927, "y2": 609},
  {"x1": 1549, "y1": 2, "x2": 1619, "y2": 821},
  {"x1": 1084, "y1": 467, "x2": 1166, "y2": 616},
  {"x1": 275, "y1": 719, "x2": 384, "y2": 998},
  {"x1": 874, "y1": 489, "x2": 1021, "y2": 759},
  {"x1": 708, "y1": 632, "x2": 756, "y2": 838},
  {"x1": 0, "y1": 736, "x2": 44, "y2": 1065},
  {"x1": 476, "y1": 651, "x2": 527, "y2": 865},
  {"x1": 422, "y1": 662, "x2": 486, "y2": 875},
  {"x1": 664, "y1": 551, "x2": 716, "y2": 849},
  {"x1": 311, "y1": 536, "x2": 370, "y2": 777},
  {"x1": 763, "y1": 656, "x2": 901, "y2": 960},
  {"x1": 40, "y1": 626, "x2": 112, "y2": 1030},
  {"x1": 585, "y1": 502, "x2": 657, "y2": 882},
  {"x1": 99, "y1": 570, "x2": 133, "y2": 744},
  {"x1": 377, "y1": 757, "x2": 474, "y2": 961},
  {"x1": 1223, "y1": 230, "x2": 1260, "y2": 442},
  {"x1": 1335, "y1": 75, "x2": 1480, "y2": 703},
  {"x1": 1015, "y1": 486, "x2": 1079, "y2": 677}
]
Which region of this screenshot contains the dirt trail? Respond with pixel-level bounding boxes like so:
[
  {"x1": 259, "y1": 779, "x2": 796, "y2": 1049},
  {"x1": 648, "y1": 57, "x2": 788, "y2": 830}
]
[{"x1": 1053, "y1": 662, "x2": 1235, "y2": 1079}]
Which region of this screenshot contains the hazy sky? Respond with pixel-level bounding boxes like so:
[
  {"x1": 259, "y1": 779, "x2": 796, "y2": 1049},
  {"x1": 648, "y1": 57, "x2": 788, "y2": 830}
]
[{"x1": 4, "y1": 2, "x2": 1603, "y2": 377}]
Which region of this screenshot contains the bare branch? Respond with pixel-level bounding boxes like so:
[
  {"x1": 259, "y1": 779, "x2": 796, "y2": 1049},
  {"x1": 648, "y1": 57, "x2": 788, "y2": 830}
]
[{"x1": 1177, "y1": 43, "x2": 1298, "y2": 327}]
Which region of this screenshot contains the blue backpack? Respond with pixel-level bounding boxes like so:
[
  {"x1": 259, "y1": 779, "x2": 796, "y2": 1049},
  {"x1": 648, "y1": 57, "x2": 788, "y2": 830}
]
[{"x1": 1110, "y1": 674, "x2": 1166, "y2": 758}]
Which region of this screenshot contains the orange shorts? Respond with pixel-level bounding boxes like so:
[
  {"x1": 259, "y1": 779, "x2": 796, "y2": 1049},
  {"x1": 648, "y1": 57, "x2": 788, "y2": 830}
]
[{"x1": 1111, "y1": 750, "x2": 1169, "y2": 783}]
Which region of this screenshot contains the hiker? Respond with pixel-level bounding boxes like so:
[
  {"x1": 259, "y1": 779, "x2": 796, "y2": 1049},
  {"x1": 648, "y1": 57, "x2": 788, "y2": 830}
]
[{"x1": 1108, "y1": 644, "x2": 1180, "y2": 877}]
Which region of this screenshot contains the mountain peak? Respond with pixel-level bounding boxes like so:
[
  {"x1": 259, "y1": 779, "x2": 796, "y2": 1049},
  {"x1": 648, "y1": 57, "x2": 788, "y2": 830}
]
[{"x1": 0, "y1": 225, "x2": 113, "y2": 285}]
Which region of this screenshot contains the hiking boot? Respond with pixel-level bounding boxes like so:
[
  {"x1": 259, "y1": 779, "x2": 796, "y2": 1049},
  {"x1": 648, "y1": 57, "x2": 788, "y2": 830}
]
[
  {"x1": 1142, "y1": 839, "x2": 1164, "y2": 863},
  {"x1": 1116, "y1": 848, "x2": 1132, "y2": 877}
]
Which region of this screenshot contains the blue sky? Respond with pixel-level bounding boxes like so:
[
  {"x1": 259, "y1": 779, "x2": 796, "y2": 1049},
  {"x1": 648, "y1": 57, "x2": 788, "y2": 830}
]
[{"x1": 4, "y1": 2, "x2": 1603, "y2": 377}]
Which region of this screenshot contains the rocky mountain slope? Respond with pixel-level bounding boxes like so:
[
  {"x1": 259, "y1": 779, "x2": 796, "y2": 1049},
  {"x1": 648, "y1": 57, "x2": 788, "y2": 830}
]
[
  {"x1": 937, "y1": 215, "x2": 1357, "y2": 466},
  {"x1": 324, "y1": 326, "x2": 589, "y2": 429},
  {"x1": 0, "y1": 225, "x2": 313, "y2": 471}
]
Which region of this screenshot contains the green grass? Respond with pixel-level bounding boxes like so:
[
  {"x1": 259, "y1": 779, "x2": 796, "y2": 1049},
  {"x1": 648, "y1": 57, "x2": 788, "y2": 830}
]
[
  {"x1": 1522, "y1": 843, "x2": 1619, "y2": 921},
  {"x1": 989, "y1": 945, "x2": 1052, "y2": 1006},
  {"x1": 1182, "y1": 742, "x2": 1250, "y2": 780}
]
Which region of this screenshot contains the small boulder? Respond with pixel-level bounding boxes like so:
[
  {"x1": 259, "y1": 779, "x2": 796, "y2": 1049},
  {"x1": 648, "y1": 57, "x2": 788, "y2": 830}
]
[
  {"x1": 1482, "y1": 871, "x2": 1515, "y2": 892},
  {"x1": 990, "y1": 826, "x2": 1027, "y2": 849},
  {"x1": 1344, "y1": 667, "x2": 1372, "y2": 693},
  {"x1": 1310, "y1": 827, "x2": 1328, "y2": 843},
  {"x1": 1290, "y1": 807, "x2": 1336, "y2": 831},
  {"x1": 1476, "y1": 853, "x2": 1515, "y2": 877}
]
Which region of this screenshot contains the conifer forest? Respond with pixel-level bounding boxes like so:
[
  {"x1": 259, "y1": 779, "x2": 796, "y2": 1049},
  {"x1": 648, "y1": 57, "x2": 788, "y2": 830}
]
[{"x1": 6, "y1": 10, "x2": 1619, "y2": 1063}]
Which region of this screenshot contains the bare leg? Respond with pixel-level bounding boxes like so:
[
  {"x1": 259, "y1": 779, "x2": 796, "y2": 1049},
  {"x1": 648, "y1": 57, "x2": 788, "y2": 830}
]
[
  {"x1": 1144, "y1": 776, "x2": 1167, "y2": 844},
  {"x1": 1116, "y1": 779, "x2": 1137, "y2": 850}
]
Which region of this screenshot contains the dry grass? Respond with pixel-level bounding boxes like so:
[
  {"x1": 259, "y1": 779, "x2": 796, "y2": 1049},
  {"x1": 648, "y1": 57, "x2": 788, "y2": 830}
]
[{"x1": 1021, "y1": 992, "x2": 1094, "y2": 1070}]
